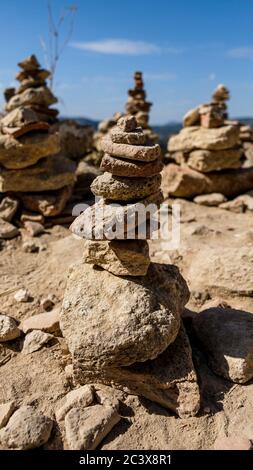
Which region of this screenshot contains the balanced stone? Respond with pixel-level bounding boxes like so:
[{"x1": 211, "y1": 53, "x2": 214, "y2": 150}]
[
  {"x1": 169, "y1": 125, "x2": 239, "y2": 152},
  {"x1": 118, "y1": 115, "x2": 137, "y2": 132},
  {"x1": 187, "y1": 148, "x2": 242, "y2": 172},
  {"x1": 0, "y1": 132, "x2": 60, "y2": 169},
  {"x1": 100, "y1": 153, "x2": 164, "y2": 177},
  {"x1": 6, "y1": 86, "x2": 57, "y2": 112},
  {"x1": 70, "y1": 191, "x2": 163, "y2": 240},
  {"x1": 84, "y1": 239, "x2": 150, "y2": 276},
  {"x1": 101, "y1": 137, "x2": 160, "y2": 162},
  {"x1": 110, "y1": 127, "x2": 146, "y2": 145},
  {"x1": 73, "y1": 325, "x2": 200, "y2": 418},
  {"x1": 0, "y1": 154, "x2": 75, "y2": 192},
  {"x1": 60, "y1": 262, "x2": 188, "y2": 369},
  {"x1": 91, "y1": 172, "x2": 161, "y2": 201}
]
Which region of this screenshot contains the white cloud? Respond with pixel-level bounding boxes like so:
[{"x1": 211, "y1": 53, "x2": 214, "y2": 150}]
[
  {"x1": 71, "y1": 39, "x2": 160, "y2": 55},
  {"x1": 227, "y1": 47, "x2": 253, "y2": 60}
]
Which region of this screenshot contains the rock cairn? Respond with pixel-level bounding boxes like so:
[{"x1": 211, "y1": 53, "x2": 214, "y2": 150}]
[
  {"x1": 86, "y1": 112, "x2": 123, "y2": 167},
  {"x1": 0, "y1": 55, "x2": 75, "y2": 237},
  {"x1": 163, "y1": 85, "x2": 253, "y2": 201},
  {"x1": 126, "y1": 72, "x2": 158, "y2": 144},
  {"x1": 60, "y1": 116, "x2": 200, "y2": 418}
]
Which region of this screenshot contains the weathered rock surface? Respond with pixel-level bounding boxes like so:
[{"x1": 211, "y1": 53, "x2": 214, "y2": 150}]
[
  {"x1": 101, "y1": 153, "x2": 164, "y2": 177},
  {"x1": 64, "y1": 404, "x2": 120, "y2": 450},
  {"x1": 0, "y1": 132, "x2": 60, "y2": 169},
  {"x1": 220, "y1": 192, "x2": 253, "y2": 213},
  {"x1": 194, "y1": 193, "x2": 227, "y2": 207},
  {"x1": 187, "y1": 148, "x2": 242, "y2": 172},
  {"x1": 0, "y1": 402, "x2": 16, "y2": 429},
  {"x1": 110, "y1": 127, "x2": 146, "y2": 145},
  {"x1": 22, "y1": 330, "x2": 53, "y2": 354},
  {"x1": 23, "y1": 221, "x2": 44, "y2": 237},
  {"x1": 74, "y1": 326, "x2": 200, "y2": 418},
  {"x1": 60, "y1": 262, "x2": 189, "y2": 369},
  {"x1": 91, "y1": 172, "x2": 161, "y2": 201},
  {"x1": 0, "y1": 154, "x2": 75, "y2": 192},
  {"x1": 0, "y1": 405, "x2": 53, "y2": 449},
  {"x1": 56, "y1": 385, "x2": 94, "y2": 421},
  {"x1": 20, "y1": 308, "x2": 60, "y2": 335},
  {"x1": 0, "y1": 197, "x2": 19, "y2": 222},
  {"x1": 101, "y1": 137, "x2": 160, "y2": 162},
  {"x1": 162, "y1": 164, "x2": 253, "y2": 198},
  {"x1": 0, "y1": 314, "x2": 20, "y2": 342},
  {"x1": 18, "y1": 186, "x2": 72, "y2": 217},
  {"x1": 84, "y1": 240, "x2": 150, "y2": 276},
  {"x1": 6, "y1": 86, "x2": 57, "y2": 112},
  {"x1": 183, "y1": 107, "x2": 200, "y2": 127},
  {"x1": 14, "y1": 288, "x2": 30, "y2": 302},
  {"x1": 169, "y1": 125, "x2": 239, "y2": 152},
  {"x1": 0, "y1": 219, "x2": 19, "y2": 239},
  {"x1": 70, "y1": 192, "x2": 163, "y2": 241},
  {"x1": 192, "y1": 307, "x2": 253, "y2": 384}
]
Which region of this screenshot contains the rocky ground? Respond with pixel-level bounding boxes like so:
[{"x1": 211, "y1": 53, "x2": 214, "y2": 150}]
[{"x1": 0, "y1": 199, "x2": 252, "y2": 450}]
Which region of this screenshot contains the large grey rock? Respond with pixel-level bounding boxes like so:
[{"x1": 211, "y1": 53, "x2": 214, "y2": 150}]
[
  {"x1": 168, "y1": 125, "x2": 239, "y2": 152},
  {"x1": 60, "y1": 262, "x2": 189, "y2": 369},
  {"x1": 192, "y1": 307, "x2": 253, "y2": 384},
  {"x1": 64, "y1": 404, "x2": 120, "y2": 450},
  {"x1": 0, "y1": 155, "x2": 75, "y2": 192},
  {"x1": 70, "y1": 191, "x2": 163, "y2": 240},
  {"x1": 0, "y1": 132, "x2": 60, "y2": 169},
  {"x1": 162, "y1": 164, "x2": 253, "y2": 198},
  {"x1": 187, "y1": 148, "x2": 242, "y2": 172},
  {"x1": 91, "y1": 172, "x2": 161, "y2": 201},
  {"x1": 0, "y1": 314, "x2": 20, "y2": 342},
  {"x1": 101, "y1": 137, "x2": 161, "y2": 162},
  {"x1": 74, "y1": 325, "x2": 200, "y2": 418},
  {"x1": 0, "y1": 405, "x2": 53, "y2": 449},
  {"x1": 84, "y1": 239, "x2": 150, "y2": 276}
]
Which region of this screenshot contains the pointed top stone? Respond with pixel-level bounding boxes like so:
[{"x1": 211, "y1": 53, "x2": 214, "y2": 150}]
[{"x1": 18, "y1": 55, "x2": 41, "y2": 71}]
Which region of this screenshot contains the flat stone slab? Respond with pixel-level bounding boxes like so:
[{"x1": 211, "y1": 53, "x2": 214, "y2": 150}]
[
  {"x1": 0, "y1": 155, "x2": 76, "y2": 192},
  {"x1": 17, "y1": 186, "x2": 72, "y2": 216},
  {"x1": 187, "y1": 148, "x2": 242, "y2": 172},
  {"x1": 91, "y1": 172, "x2": 161, "y2": 201},
  {"x1": 101, "y1": 153, "x2": 164, "y2": 177},
  {"x1": 110, "y1": 127, "x2": 146, "y2": 145},
  {"x1": 192, "y1": 307, "x2": 253, "y2": 384},
  {"x1": 73, "y1": 325, "x2": 200, "y2": 418},
  {"x1": 162, "y1": 164, "x2": 253, "y2": 198},
  {"x1": 70, "y1": 191, "x2": 163, "y2": 240},
  {"x1": 60, "y1": 262, "x2": 189, "y2": 369},
  {"x1": 84, "y1": 239, "x2": 150, "y2": 276},
  {"x1": 101, "y1": 137, "x2": 161, "y2": 162},
  {"x1": 0, "y1": 131, "x2": 60, "y2": 169},
  {"x1": 168, "y1": 125, "x2": 240, "y2": 152}
]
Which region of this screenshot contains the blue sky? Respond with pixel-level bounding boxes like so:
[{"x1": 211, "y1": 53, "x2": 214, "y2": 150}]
[{"x1": 1, "y1": 0, "x2": 253, "y2": 124}]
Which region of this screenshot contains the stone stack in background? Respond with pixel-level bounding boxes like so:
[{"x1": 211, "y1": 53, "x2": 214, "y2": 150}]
[
  {"x1": 239, "y1": 124, "x2": 253, "y2": 168},
  {"x1": 0, "y1": 55, "x2": 76, "y2": 238},
  {"x1": 85, "y1": 113, "x2": 123, "y2": 167},
  {"x1": 163, "y1": 85, "x2": 253, "y2": 205},
  {"x1": 60, "y1": 116, "x2": 200, "y2": 418},
  {"x1": 126, "y1": 72, "x2": 158, "y2": 144}
]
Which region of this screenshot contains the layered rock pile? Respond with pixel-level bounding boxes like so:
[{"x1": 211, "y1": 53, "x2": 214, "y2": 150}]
[
  {"x1": 0, "y1": 55, "x2": 75, "y2": 237},
  {"x1": 126, "y1": 71, "x2": 158, "y2": 144},
  {"x1": 85, "y1": 112, "x2": 123, "y2": 166},
  {"x1": 60, "y1": 116, "x2": 200, "y2": 418},
  {"x1": 163, "y1": 85, "x2": 253, "y2": 200}
]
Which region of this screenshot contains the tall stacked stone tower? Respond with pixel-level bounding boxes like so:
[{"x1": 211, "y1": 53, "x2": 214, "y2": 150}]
[
  {"x1": 60, "y1": 116, "x2": 200, "y2": 418},
  {"x1": 125, "y1": 72, "x2": 158, "y2": 144}
]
